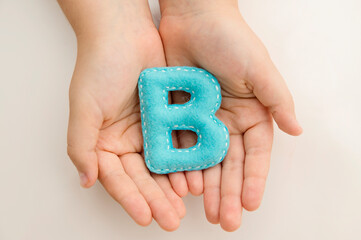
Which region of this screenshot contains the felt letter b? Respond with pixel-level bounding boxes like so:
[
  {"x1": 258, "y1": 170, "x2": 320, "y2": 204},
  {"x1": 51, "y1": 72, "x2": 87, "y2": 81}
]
[{"x1": 138, "y1": 67, "x2": 229, "y2": 174}]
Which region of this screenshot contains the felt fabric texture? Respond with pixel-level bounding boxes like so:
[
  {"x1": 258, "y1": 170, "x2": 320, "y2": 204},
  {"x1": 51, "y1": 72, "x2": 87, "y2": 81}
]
[{"x1": 138, "y1": 67, "x2": 230, "y2": 174}]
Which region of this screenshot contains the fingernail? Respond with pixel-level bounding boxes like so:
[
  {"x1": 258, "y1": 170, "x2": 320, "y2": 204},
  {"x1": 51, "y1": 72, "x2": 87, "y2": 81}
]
[{"x1": 79, "y1": 172, "x2": 88, "y2": 187}]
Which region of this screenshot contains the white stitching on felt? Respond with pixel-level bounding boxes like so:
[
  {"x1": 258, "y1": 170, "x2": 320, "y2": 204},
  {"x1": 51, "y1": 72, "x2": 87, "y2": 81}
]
[
  {"x1": 139, "y1": 67, "x2": 229, "y2": 173},
  {"x1": 165, "y1": 87, "x2": 195, "y2": 110},
  {"x1": 166, "y1": 125, "x2": 200, "y2": 152}
]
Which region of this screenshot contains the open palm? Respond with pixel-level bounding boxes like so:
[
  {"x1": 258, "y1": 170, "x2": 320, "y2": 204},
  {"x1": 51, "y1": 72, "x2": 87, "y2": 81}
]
[
  {"x1": 67, "y1": 27, "x2": 184, "y2": 231},
  {"x1": 159, "y1": 6, "x2": 302, "y2": 231}
]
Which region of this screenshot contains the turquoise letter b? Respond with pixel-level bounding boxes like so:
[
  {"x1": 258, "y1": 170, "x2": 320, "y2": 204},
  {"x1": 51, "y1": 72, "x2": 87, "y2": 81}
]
[{"x1": 138, "y1": 67, "x2": 229, "y2": 174}]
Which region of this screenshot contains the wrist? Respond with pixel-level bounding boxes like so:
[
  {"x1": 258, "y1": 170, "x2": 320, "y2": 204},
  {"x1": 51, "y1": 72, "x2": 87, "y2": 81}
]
[
  {"x1": 159, "y1": 0, "x2": 239, "y2": 17},
  {"x1": 58, "y1": 0, "x2": 154, "y2": 40}
]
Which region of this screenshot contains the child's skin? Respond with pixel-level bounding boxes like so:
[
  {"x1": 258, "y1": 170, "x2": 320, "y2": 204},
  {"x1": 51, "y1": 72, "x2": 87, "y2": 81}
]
[{"x1": 58, "y1": 0, "x2": 302, "y2": 232}]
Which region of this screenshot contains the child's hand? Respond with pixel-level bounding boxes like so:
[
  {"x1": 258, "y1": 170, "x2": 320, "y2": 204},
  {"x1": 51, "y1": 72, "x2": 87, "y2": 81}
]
[
  {"x1": 59, "y1": 0, "x2": 184, "y2": 231},
  {"x1": 159, "y1": 0, "x2": 302, "y2": 231}
]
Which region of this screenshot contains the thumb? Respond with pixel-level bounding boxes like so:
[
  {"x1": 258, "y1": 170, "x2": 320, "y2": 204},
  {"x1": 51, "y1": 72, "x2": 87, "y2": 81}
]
[
  {"x1": 67, "y1": 96, "x2": 101, "y2": 188},
  {"x1": 249, "y1": 58, "x2": 302, "y2": 136}
]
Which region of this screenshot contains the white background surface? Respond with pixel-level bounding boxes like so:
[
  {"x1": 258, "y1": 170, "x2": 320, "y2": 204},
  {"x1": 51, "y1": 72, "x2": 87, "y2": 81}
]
[{"x1": 1, "y1": 0, "x2": 360, "y2": 239}]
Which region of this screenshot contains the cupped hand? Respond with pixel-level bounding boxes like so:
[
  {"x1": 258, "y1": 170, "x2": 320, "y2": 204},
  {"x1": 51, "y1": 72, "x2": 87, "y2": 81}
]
[
  {"x1": 159, "y1": 1, "x2": 302, "y2": 231},
  {"x1": 66, "y1": 21, "x2": 185, "y2": 231}
]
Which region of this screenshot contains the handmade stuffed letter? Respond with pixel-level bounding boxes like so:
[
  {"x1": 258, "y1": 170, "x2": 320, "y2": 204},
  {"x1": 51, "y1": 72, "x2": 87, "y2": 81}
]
[{"x1": 138, "y1": 67, "x2": 229, "y2": 174}]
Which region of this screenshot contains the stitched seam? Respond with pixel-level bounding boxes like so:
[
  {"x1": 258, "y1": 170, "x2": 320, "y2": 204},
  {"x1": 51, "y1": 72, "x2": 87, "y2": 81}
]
[
  {"x1": 139, "y1": 67, "x2": 229, "y2": 173},
  {"x1": 164, "y1": 87, "x2": 195, "y2": 109},
  {"x1": 168, "y1": 126, "x2": 200, "y2": 153}
]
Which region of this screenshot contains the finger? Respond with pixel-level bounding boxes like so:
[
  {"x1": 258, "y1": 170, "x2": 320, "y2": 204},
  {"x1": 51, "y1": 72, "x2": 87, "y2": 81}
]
[
  {"x1": 203, "y1": 164, "x2": 221, "y2": 224},
  {"x1": 242, "y1": 119, "x2": 273, "y2": 211},
  {"x1": 67, "y1": 97, "x2": 101, "y2": 188},
  {"x1": 97, "y1": 151, "x2": 152, "y2": 226},
  {"x1": 185, "y1": 170, "x2": 203, "y2": 196},
  {"x1": 121, "y1": 153, "x2": 180, "y2": 231},
  {"x1": 169, "y1": 172, "x2": 188, "y2": 197},
  {"x1": 152, "y1": 173, "x2": 186, "y2": 219},
  {"x1": 249, "y1": 59, "x2": 302, "y2": 136},
  {"x1": 219, "y1": 135, "x2": 244, "y2": 232}
]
